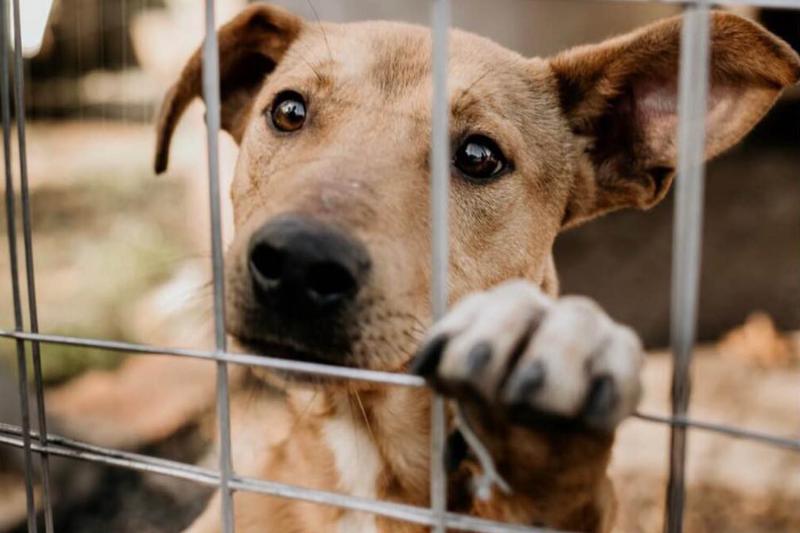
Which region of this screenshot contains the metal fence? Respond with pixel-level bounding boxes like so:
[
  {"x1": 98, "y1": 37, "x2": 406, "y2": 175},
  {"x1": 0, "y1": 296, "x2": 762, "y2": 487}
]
[{"x1": 1, "y1": 0, "x2": 800, "y2": 532}]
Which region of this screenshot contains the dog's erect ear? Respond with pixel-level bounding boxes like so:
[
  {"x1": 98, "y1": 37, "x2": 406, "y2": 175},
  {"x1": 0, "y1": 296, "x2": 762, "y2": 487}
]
[
  {"x1": 550, "y1": 12, "x2": 800, "y2": 226},
  {"x1": 154, "y1": 4, "x2": 303, "y2": 174}
]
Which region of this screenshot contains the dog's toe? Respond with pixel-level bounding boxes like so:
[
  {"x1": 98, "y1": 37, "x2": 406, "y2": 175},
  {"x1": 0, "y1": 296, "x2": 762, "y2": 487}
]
[
  {"x1": 420, "y1": 281, "x2": 551, "y2": 401},
  {"x1": 498, "y1": 297, "x2": 643, "y2": 432}
]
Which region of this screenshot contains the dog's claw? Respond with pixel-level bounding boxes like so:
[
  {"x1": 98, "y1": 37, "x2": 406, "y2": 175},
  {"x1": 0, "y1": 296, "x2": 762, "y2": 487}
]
[
  {"x1": 465, "y1": 342, "x2": 492, "y2": 376},
  {"x1": 410, "y1": 334, "x2": 448, "y2": 377},
  {"x1": 503, "y1": 360, "x2": 546, "y2": 406},
  {"x1": 582, "y1": 375, "x2": 618, "y2": 431}
]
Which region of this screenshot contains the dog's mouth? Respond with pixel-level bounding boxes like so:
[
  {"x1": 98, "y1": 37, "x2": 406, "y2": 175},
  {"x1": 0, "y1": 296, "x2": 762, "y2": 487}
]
[
  {"x1": 233, "y1": 334, "x2": 350, "y2": 367},
  {"x1": 233, "y1": 333, "x2": 361, "y2": 386}
]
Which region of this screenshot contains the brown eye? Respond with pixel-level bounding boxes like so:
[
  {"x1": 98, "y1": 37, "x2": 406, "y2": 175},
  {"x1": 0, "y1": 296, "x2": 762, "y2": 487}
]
[
  {"x1": 453, "y1": 135, "x2": 508, "y2": 181},
  {"x1": 270, "y1": 91, "x2": 307, "y2": 132}
]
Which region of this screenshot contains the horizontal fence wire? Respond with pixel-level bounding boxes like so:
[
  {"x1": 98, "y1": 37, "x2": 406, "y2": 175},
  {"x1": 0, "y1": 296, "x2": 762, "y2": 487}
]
[
  {"x1": 0, "y1": 412, "x2": 797, "y2": 533},
  {"x1": 0, "y1": 423, "x2": 558, "y2": 533},
  {"x1": 2, "y1": 330, "x2": 800, "y2": 454},
  {"x1": 634, "y1": 413, "x2": 800, "y2": 452},
  {"x1": 0, "y1": 330, "x2": 424, "y2": 386}
]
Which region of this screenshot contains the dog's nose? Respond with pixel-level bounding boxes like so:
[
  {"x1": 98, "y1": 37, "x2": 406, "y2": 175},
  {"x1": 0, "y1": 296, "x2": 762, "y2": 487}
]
[{"x1": 248, "y1": 216, "x2": 371, "y2": 314}]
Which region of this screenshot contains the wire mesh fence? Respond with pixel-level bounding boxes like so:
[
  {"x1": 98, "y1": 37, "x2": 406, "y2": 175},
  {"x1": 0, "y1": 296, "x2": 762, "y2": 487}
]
[{"x1": 1, "y1": 0, "x2": 800, "y2": 532}]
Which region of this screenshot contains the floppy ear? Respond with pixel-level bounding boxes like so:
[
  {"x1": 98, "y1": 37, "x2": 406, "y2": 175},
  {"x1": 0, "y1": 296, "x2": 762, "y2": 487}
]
[
  {"x1": 154, "y1": 4, "x2": 303, "y2": 174},
  {"x1": 550, "y1": 11, "x2": 800, "y2": 227}
]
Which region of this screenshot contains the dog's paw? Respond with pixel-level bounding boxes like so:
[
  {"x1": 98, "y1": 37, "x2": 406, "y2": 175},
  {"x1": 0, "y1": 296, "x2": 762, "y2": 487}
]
[{"x1": 412, "y1": 280, "x2": 643, "y2": 432}]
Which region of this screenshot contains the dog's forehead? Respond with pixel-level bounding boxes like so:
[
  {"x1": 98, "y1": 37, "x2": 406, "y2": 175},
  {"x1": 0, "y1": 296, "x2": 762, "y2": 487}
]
[{"x1": 283, "y1": 21, "x2": 533, "y2": 99}]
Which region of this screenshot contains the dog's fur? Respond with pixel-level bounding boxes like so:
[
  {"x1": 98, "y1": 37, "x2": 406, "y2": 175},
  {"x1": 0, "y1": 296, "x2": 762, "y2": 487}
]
[{"x1": 154, "y1": 5, "x2": 799, "y2": 532}]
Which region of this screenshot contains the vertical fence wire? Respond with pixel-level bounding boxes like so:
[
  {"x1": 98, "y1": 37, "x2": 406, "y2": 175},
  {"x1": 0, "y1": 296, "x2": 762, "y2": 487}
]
[
  {"x1": 665, "y1": 2, "x2": 711, "y2": 533},
  {"x1": 11, "y1": 0, "x2": 55, "y2": 530},
  {"x1": 429, "y1": 0, "x2": 451, "y2": 531},
  {"x1": 0, "y1": 0, "x2": 37, "y2": 531},
  {"x1": 202, "y1": 0, "x2": 236, "y2": 531}
]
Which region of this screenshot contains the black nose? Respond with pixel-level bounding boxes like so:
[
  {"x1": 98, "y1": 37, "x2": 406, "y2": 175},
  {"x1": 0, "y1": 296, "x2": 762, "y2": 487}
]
[{"x1": 248, "y1": 216, "x2": 371, "y2": 314}]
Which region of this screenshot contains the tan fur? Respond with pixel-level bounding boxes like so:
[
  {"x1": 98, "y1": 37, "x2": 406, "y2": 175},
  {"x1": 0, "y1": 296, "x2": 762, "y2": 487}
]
[{"x1": 155, "y1": 5, "x2": 799, "y2": 532}]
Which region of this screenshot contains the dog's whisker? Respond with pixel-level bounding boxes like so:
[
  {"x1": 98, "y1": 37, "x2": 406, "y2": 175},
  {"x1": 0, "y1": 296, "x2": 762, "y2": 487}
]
[
  {"x1": 290, "y1": 389, "x2": 320, "y2": 432},
  {"x1": 351, "y1": 389, "x2": 376, "y2": 444},
  {"x1": 287, "y1": 40, "x2": 327, "y2": 84},
  {"x1": 305, "y1": 0, "x2": 333, "y2": 65},
  {"x1": 457, "y1": 66, "x2": 495, "y2": 104}
]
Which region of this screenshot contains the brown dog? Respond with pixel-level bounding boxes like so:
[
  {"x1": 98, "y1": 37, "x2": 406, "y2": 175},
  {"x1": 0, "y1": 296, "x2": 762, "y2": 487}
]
[{"x1": 154, "y1": 4, "x2": 799, "y2": 532}]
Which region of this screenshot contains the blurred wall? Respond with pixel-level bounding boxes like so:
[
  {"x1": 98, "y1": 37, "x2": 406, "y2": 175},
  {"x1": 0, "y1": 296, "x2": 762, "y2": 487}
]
[
  {"x1": 264, "y1": 0, "x2": 680, "y2": 56},
  {"x1": 556, "y1": 102, "x2": 800, "y2": 346}
]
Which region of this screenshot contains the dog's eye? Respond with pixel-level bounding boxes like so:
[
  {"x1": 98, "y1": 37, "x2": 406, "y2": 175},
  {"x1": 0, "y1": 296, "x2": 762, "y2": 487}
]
[
  {"x1": 453, "y1": 135, "x2": 508, "y2": 181},
  {"x1": 270, "y1": 91, "x2": 307, "y2": 132}
]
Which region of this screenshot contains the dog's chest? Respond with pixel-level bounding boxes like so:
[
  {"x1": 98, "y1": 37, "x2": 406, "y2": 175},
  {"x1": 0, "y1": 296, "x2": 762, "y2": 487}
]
[{"x1": 321, "y1": 413, "x2": 382, "y2": 533}]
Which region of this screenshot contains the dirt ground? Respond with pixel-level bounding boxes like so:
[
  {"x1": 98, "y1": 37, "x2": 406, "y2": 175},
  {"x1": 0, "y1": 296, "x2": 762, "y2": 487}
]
[
  {"x1": 612, "y1": 344, "x2": 800, "y2": 533},
  {"x1": 0, "y1": 121, "x2": 198, "y2": 382}
]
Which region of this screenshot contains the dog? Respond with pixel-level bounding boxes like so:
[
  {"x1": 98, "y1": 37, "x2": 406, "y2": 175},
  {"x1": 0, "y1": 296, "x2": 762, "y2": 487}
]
[{"x1": 153, "y1": 4, "x2": 799, "y2": 531}]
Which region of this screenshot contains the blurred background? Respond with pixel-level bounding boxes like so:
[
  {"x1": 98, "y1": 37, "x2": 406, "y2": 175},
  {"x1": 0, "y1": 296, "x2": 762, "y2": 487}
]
[{"x1": 0, "y1": 1, "x2": 799, "y2": 532}]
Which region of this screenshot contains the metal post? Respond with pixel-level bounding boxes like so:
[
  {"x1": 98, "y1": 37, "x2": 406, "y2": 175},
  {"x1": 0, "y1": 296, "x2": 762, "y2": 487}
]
[
  {"x1": 202, "y1": 0, "x2": 235, "y2": 531},
  {"x1": 665, "y1": 3, "x2": 711, "y2": 533},
  {"x1": 430, "y1": 0, "x2": 451, "y2": 531},
  {"x1": 10, "y1": 0, "x2": 55, "y2": 529}
]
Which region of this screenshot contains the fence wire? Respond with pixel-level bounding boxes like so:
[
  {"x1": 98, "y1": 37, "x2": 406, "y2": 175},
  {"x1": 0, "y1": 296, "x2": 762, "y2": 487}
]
[
  {"x1": 0, "y1": 1, "x2": 37, "y2": 532},
  {"x1": 8, "y1": 0, "x2": 54, "y2": 530},
  {"x1": 2, "y1": 0, "x2": 800, "y2": 532},
  {"x1": 665, "y1": 3, "x2": 711, "y2": 532},
  {"x1": 201, "y1": 0, "x2": 236, "y2": 530},
  {"x1": 430, "y1": 1, "x2": 451, "y2": 532}
]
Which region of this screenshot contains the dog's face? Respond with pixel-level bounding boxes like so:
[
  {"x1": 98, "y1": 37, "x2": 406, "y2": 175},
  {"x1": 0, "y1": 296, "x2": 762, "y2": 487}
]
[
  {"x1": 221, "y1": 21, "x2": 572, "y2": 375},
  {"x1": 155, "y1": 5, "x2": 799, "y2": 377}
]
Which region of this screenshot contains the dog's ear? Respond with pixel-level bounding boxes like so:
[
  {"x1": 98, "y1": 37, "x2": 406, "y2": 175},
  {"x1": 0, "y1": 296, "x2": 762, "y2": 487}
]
[
  {"x1": 154, "y1": 4, "x2": 303, "y2": 174},
  {"x1": 549, "y1": 12, "x2": 800, "y2": 226}
]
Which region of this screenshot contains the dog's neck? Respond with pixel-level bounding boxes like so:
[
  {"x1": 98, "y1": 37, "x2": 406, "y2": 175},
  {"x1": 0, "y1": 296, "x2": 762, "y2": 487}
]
[{"x1": 287, "y1": 386, "x2": 432, "y2": 507}]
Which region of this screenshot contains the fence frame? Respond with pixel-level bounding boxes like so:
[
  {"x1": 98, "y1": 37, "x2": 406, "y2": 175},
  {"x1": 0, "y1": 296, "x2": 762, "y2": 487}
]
[{"x1": 2, "y1": 0, "x2": 800, "y2": 532}]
